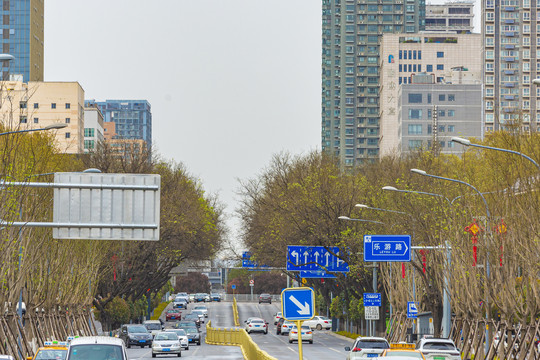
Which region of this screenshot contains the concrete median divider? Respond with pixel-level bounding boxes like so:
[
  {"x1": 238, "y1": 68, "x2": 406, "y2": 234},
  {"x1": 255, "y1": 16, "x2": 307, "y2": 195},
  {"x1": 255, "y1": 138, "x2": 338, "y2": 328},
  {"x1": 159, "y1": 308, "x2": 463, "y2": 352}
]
[{"x1": 205, "y1": 320, "x2": 277, "y2": 360}]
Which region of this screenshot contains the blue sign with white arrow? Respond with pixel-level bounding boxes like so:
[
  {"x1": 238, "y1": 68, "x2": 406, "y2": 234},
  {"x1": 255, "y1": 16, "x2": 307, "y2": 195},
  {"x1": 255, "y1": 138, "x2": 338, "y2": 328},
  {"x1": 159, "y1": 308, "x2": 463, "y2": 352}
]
[
  {"x1": 363, "y1": 293, "x2": 381, "y2": 307},
  {"x1": 287, "y1": 246, "x2": 349, "y2": 272},
  {"x1": 364, "y1": 235, "x2": 411, "y2": 262},
  {"x1": 281, "y1": 287, "x2": 315, "y2": 321},
  {"x1": 407, "y1": 301, "x2": 418, "y2": 318}
]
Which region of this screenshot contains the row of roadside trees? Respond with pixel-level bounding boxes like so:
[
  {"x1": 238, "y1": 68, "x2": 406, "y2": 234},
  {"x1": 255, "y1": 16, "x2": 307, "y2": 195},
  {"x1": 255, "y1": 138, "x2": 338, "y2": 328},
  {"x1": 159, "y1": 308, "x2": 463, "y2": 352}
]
[
  {"x1": 0, "y1": 126, "x2": 226, "y2": 331},
  {"x1": 237, "y1": 131, "x2": 540, "y2": 339}
]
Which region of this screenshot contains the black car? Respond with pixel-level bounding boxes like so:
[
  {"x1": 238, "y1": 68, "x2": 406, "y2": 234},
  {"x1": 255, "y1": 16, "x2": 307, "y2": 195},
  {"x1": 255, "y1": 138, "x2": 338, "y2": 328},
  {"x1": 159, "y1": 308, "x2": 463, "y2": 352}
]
[
  {"x1": 194, "y1": 293, "x2": 206, "y2": 302},
  {"x1": 119, "y1": 324, "x2": 153, "y2": 348},
  {"x1": 184, "y1": 327, "x2": 201, "y2": 345},
  {"x1": 183, "y1": 314, "x2": 201, "y2": 327},
  {"x1": 259, "y1": 293, "x2": 272, "y2": 304},
  {"x1": 276, "y1": 317, "x2": 285, "y2": 335}
]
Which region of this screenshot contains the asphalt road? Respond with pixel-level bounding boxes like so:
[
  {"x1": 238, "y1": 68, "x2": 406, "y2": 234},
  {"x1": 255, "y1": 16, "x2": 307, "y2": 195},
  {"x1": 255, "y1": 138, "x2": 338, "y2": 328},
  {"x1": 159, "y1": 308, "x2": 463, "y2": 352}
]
[
  {"x1": 126, "y1": 300, "x2": 353, "y2": 360},
  {"x1": 126, "y1": 301, "x2": 243, "y2": 360},
  {"x1": 237, "y1": 301, "x2": 354, "y2": 360}
]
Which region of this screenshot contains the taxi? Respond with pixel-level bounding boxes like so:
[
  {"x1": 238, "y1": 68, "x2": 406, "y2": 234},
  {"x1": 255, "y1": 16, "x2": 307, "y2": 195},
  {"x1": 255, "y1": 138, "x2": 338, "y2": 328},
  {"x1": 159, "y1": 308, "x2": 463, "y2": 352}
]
[
  {"x1": 381, "y1": 343, "x2": 426, "y2": 359},
  {"x1": 28, "y1": 341, "x2": 68, "y2": 360}
]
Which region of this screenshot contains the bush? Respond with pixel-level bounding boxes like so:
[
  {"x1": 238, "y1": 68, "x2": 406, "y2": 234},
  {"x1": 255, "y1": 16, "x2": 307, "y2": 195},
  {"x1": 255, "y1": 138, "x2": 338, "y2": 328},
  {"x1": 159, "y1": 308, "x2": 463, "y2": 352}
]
[
  {"x1": 104, "y1": 297, "x2": 130, "y2": 328},
  {"x1": 336, "y1": 331, "x2": 361, "y2": 340},
  {"x1": 151, "y1": 301, "x2": 171, "y2": 320}
]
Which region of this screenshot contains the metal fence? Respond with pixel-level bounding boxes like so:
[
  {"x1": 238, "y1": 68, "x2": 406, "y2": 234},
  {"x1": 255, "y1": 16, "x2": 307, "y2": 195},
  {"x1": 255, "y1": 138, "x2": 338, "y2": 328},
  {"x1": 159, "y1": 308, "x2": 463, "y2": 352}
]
[{"x1": 220, "y1": 294, "x2": 281, "y2": 303}]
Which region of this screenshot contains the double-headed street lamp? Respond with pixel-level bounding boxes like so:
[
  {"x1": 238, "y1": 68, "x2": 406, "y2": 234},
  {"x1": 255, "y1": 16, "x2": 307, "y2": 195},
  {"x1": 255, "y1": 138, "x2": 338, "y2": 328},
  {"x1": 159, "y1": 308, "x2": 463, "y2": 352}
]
[
  {"x1": 451, "y1": 136, "x2": 540, "y2": 171},
  {"x1": 410, "y1": 168, "x2": 492, "y2": 353}
]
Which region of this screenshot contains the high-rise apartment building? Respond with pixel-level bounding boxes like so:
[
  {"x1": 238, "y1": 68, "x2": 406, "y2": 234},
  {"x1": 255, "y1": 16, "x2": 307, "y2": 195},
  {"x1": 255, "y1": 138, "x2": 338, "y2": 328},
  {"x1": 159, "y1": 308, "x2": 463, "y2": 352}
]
[
  {"x1": 0, "y1": 80, "x2": 85, "y2": 153},
  {"x1": 1, "y1": 0, "x2": 44, "y2": 82},
  {"x1": 322, "y1": 0, "x2": 425, "y2": 166},
  {"x1": 483, "y1": 0, "x2": 539, "y2": 132},
  {"x1": 425, "y1": 1, "x2": 474, "y2": 34},
  {"x1": 86, "y1": 100, "x2": 152, "y2": 149}
]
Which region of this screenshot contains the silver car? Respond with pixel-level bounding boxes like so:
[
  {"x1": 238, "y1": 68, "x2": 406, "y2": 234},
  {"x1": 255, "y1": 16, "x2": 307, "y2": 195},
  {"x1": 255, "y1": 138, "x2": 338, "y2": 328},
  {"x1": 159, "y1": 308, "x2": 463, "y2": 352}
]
[{"x1": 151, "y1": 332, "x2": 182, "y2": 357}]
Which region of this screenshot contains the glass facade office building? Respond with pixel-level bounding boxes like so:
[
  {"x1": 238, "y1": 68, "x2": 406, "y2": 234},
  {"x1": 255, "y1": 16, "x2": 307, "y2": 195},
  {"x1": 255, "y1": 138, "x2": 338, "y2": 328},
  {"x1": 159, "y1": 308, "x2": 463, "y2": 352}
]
[
  {"x1": 87, "y1": 100, "x2": 153, "y2": 149},
  {"x1": 322, "y1": 0, "x2": 425, "y2": 166},
  {"x1": 0, "y1": 0, "x2": 44, "y2": 82}
]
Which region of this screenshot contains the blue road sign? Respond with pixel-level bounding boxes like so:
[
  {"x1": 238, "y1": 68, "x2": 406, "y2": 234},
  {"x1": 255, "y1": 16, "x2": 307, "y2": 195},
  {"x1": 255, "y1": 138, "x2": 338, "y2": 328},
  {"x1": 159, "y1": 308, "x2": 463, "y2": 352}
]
[
  {"x1": 299, "y1": 270, "x2": 336, "y2": 279},
  {"x1": 364, "y1": 235, "x2": 411, "y2": 262},
  {"x1": 281, "y1": 287, "x2": 315, "y2": 321},
  {"x1": 363, "y1": 293, "x2": 382, "y2": 307},
  {"x1": 242, "y1": 251, "x2": 269, "y2": 268},
  {"x1": 231, "y1": 284, "x2": 236, "y2": 290},
  {"x1": 407, "y1": 301, "x2": 418, "y2": 318},
  {"x1": 287, "y1": 246, "x2": 349, "y2": 272}
]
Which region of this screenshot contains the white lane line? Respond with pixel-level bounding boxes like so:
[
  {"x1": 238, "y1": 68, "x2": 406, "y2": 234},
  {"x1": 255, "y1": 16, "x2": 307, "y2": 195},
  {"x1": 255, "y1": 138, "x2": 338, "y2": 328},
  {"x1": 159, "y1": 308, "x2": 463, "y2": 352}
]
[
  {"x1": 329, "y1": 347, "x2": 344, "y2": 354},
  {"x1": 287, "y1": 346, "x2": 298, "y2": 354}
]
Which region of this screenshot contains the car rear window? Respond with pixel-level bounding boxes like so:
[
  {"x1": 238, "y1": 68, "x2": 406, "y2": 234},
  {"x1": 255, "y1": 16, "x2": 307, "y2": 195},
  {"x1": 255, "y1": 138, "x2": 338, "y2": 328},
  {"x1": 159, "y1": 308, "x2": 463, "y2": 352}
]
[
  {"x1": 68, "y1": 344, "x2": 123, "y2": 360},
  {"x1": 127, "y1": 325, "x2": 148, "y2": 333},
  {"x1": 251, "y1": 320, "x2": 264, "y2": 324},
  {"x1": 423, "y1": 342, "x2": 456, "y2": 350},
  {"x1": 355, "y1": 340, "x2": 389, "y2": 349},
  {"x1": 145, "y1": 323, "x2": 161, "y2": 330}
]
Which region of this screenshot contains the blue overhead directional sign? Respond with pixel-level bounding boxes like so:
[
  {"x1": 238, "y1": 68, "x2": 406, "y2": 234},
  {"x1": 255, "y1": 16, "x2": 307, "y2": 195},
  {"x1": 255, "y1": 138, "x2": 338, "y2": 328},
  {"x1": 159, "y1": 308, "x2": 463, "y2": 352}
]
[
  {"x1": 287, "y1": 246, "x2": 349, "y2": 272},
  {"x1": 364, "y1": 235, "x2": 411, "y2": 262},
  {"x1": 242, "y1": 251, "x2": 269, "y2": 269},
  {"x1": 299, "y1": 270, "x2": 336, "y2": 279},
  {"x1": 363, "y1": 293, "x2": 382, "y2": 307},
  {"x1": 407, "y1": 301, "x2": 418, "y2": 319},
  {"x1": 281, "y1": 287, "x2": 315, "y2": 321}
]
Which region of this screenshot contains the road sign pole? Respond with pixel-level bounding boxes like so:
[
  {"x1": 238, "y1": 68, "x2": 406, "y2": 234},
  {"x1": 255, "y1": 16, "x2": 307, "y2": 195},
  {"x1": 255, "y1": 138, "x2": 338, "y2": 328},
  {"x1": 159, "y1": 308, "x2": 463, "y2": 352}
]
[
  {"x1": 373, "y1": 262, "x2": 377, "y2": 337},
  {"x1": 296, "y1": 320, "x2": 303, "y2": 360}
]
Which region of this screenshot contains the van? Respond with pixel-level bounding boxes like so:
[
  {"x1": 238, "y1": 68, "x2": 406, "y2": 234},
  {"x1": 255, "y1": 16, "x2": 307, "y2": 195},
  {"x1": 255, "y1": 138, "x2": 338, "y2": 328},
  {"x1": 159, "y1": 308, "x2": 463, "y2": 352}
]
[{"x1": 143, "y1": 320, "x2": 163, "y2": 337}]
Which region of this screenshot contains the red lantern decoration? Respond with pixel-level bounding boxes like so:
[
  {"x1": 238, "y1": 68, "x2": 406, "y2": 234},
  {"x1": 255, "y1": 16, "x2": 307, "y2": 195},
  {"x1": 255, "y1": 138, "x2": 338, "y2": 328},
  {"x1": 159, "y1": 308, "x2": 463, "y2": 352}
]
[
  {"x1": 464, "y1": 220, "x2": 483, "y2": 267},
  {"x1": 402, "y1": 263, "x2": 406, "y2": 279}
]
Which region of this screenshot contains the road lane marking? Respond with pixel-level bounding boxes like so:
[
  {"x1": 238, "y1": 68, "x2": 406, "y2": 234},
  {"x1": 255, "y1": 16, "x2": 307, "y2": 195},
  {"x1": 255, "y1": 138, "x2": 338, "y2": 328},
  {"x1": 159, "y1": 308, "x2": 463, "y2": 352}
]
[
  {"x1": 287, "y1": 346, "x2": 298, "y2": 354},
  {"x1": 329, "y1": 347, "x2": 344, "y2": 354}
]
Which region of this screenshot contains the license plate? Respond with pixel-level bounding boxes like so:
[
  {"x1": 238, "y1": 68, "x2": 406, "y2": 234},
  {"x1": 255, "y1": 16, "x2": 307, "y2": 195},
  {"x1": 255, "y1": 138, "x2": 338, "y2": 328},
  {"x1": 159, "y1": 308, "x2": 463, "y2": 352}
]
[
  {"x1": 162, "y1": 348, "x2": 170, "y2": 352},
  {"x1": 367, "y1": 355, "x2": 378, "y2": 358},
  {"x1": 255, "y1": 325, "x2": 260, "y2": 327},
  {"x1": 171, "y1": 316, "x2": 175, "y2": 319},
  {"x1": 138, "y1": 340, "x2": 145, "y2": 343},
  {"x1": 433, "y1": 357, "x2": 445, "y2": 360}
]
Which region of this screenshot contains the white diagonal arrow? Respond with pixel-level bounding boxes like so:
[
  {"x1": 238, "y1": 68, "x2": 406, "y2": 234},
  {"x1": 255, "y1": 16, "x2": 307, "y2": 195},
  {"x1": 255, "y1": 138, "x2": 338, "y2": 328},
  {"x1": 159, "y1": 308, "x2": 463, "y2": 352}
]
[
  {"x1": 291, "y1": 251, "x2": 299, "y2": 265},
  {"x1": 289, "y1": 295, "x2": 310, "y2": 315}
]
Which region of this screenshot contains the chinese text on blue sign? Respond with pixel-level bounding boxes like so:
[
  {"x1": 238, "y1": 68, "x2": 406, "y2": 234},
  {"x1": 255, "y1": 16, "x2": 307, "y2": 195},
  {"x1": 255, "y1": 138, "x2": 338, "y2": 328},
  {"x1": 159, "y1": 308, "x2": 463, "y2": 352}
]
[{"x1": 364, "y1": 235, "x2": 411, "y2": 262}]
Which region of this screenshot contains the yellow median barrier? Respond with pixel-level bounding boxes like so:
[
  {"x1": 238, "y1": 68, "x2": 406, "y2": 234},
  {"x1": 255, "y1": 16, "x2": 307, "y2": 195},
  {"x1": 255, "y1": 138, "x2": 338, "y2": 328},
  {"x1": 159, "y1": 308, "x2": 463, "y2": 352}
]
[
  {"x1": 205, "y1": 320, "x2": 277, "y2": 360},
  {"x1": 233, "y1": 297, "x2": 240, "y2": 326}
]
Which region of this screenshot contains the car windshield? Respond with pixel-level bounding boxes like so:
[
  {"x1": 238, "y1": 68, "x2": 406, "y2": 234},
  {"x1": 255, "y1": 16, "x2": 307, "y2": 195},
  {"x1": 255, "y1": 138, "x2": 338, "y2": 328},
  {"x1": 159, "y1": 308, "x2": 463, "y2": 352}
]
[
  {"x1": 185, "y1": 328, "x2": 198, "y2": 334},
  {"x1": 355, "y1": 340, "x2": 389, "y2": 349},
  {"x1": 192, "y1": 311, "x2": 203, "y2": 315},
  {"x1": 35, "y1": 350, "x2": 67, "y2": 360},
  {"x1": 127, "y1": 325, "x2": 148, "y2": 333},
  {"x1": 384, "y1": 351, "x2": 423, "y2": 358},
  {"x1": 155, "y1": 333, "x2": 178, "y2": 340},
  {"x1": 194, "y1": 307, "x2": 206, "y2": 310},
  {"x1": 68, "y1": 344, "x2": 123, "y2": 360},
  {"x1": 144, "y1": 323, "x2": 161, "y2": 330},
  {"x1": 423, "y1": 342, "x2": 456, "y2": 350},
  {"x1": 167, "y1": 310, "x2": 179, "y2": 313}
]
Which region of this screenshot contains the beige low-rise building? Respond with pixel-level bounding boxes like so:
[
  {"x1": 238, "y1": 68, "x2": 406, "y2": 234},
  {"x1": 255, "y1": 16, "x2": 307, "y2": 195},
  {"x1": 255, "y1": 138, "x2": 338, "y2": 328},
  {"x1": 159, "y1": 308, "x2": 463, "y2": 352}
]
[
  {"x1": 0, "y1": 80, "x2": 85, "y2": 153},
  {"x1": 379, "y1": 33, "x2": 482, "y2": 157}
]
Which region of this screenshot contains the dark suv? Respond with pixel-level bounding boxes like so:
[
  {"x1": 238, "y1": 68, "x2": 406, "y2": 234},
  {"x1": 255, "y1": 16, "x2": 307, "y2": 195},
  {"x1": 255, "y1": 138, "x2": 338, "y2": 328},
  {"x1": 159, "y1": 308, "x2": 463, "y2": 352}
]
[
  {"x1": 119, "y1": 324, "x2": 153, "y2": 348},
  {"x1": 259, "y1": 293, "x2": 272, "y2": 304}
]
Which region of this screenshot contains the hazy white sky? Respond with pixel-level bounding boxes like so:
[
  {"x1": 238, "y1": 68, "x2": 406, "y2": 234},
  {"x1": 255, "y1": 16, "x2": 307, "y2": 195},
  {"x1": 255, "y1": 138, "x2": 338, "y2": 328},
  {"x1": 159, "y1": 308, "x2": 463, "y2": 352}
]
[
  {"x1": 45, "y1": 0, "x2": 480, "y2": 249},
  {"x1": 45, "y1": 1, "x2": 322, "y2": 246}
]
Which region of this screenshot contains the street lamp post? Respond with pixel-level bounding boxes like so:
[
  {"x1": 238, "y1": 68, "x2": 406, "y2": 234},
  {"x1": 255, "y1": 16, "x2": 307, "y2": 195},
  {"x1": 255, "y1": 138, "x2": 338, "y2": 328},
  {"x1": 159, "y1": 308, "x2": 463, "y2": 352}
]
[
  {"x1": 451, "y1": 136, "x2": 540, "y2": 171},
  {"x1": 0, "y1": 123, "x2": 68, "y2": 137},
  {"x1": 410, "y1": 169, "x2": 492, "y2": 354}
]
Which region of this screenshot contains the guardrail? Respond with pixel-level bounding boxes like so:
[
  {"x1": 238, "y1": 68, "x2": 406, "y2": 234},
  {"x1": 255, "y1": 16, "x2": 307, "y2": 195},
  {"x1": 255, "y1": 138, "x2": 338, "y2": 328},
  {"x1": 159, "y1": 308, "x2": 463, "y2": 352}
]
[
  {"x1": 205, "y1": 320, "x2": 277, "y2": 360},
  {"x1": 232, "y1": 297, "x2": 240, "y2": 326}
]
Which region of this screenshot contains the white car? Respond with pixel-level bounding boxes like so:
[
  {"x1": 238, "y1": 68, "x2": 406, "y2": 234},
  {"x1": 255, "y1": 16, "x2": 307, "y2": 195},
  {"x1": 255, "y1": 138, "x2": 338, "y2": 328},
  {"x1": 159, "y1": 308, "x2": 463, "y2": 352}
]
[
  {"x1": 66, "y1": 336, "x2": 128, "y2": 360},
  {"x1": 280, "y1": 321, "x2": 295, "y2": 335},
  {"x1": 415, "y1": 338, "x2": 460, "y2": 360},
  {"x1": 303, "y1": 315, "x2": 332, "y2": 330},
  {"x1": 168, "y1": 329, "x2": 189, "y2": 350},
  {"x1": 143, "y1": 320, "x2": 164, "y2": 337},
  {"x1": 193, "y1": 305, "x2": 208, "y2": 318},
  {"x1": 244, "y1": 318, "x2": 268, "y2": 334},
  {"x1": 273, "y1": 312, "x2": 282, "y2": 325},
  {"x1": 288, "y1": 325, "x2": 313, "y2": 344},
  {"x1": 345, "y1": 337, "x2": 390, "y2": 359},
  {"x1": 151, "y1": 331, "x2": 182, "y2": 357}
]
